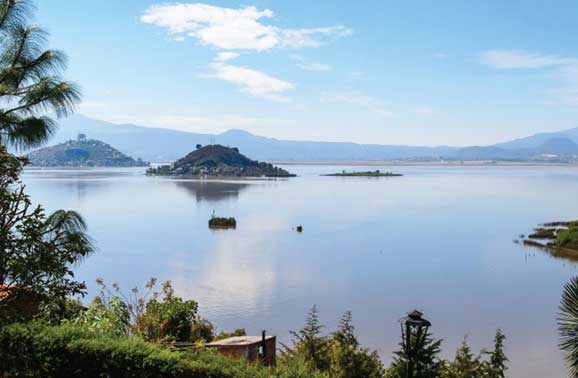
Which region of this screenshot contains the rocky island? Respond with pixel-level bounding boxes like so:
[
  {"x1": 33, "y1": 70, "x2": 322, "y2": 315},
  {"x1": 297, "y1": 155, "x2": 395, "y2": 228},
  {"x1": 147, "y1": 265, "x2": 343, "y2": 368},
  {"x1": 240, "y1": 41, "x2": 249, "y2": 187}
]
[
  {"x1": 521, "y1": 220, "x2": 578, "y2": 254},
  {"x1": 323, "y1": 170, "x2": 403, "y2": 177},
  {"x1": 146, "y1": 144, "x2": 295, "y2": 178},
  {"x1": 27, "y1": 134, "x2": 148, "y2": 167}
]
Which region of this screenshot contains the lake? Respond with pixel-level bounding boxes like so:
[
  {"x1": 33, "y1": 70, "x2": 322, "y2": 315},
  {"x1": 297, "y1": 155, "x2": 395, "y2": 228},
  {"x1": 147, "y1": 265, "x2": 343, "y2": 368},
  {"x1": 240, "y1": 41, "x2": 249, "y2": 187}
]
[{"x1": 21, "y1": 165, "x2": 578, "y2": 377}]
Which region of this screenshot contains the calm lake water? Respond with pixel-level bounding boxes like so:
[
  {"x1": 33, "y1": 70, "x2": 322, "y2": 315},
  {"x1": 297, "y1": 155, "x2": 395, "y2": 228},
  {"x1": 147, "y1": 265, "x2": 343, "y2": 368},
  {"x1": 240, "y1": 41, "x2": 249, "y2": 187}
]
[{"x1": 21, "y1": 165, "x2": 578, "y2": 377}]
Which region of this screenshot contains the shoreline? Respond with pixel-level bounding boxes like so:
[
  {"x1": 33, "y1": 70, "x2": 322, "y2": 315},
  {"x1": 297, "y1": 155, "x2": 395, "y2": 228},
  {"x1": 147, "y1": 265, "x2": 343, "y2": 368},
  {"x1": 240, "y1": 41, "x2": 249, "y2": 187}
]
[{"x1": 269, "y1": 160, "x2": 578, "y2": 167}]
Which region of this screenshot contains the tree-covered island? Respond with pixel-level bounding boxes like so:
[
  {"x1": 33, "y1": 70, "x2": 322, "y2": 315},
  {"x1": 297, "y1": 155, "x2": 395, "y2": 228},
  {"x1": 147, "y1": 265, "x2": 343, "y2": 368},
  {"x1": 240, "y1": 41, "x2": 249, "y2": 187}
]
[
  {"x1": 27, "y1": 134, "x2": 148, "y2": 167},
  {"x1": 146, "y1": 144, "x2": 295, "y2": 178}
]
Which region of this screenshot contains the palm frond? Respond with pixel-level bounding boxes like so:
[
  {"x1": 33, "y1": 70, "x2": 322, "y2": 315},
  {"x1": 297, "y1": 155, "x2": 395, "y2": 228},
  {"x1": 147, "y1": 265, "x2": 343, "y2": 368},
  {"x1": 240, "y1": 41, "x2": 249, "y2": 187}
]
[
  {"x1": 9, "y1": 77, "x2": 81, "y2": 117},
  {"x1": 558, "y1": 277, "x2": 578, "y2": 377},
  {"x1": 0, "y1": 1, "x2": 80, "y2": 149},
  {"x1": 44, "y1": 210, "x2": 88, "y2": 233},
  {"x1": 0, "y1": 0, "x2": 33, "y2": 35},
  {"x1": 0, "y1": 115, "x2": 56, "y2": 150}
]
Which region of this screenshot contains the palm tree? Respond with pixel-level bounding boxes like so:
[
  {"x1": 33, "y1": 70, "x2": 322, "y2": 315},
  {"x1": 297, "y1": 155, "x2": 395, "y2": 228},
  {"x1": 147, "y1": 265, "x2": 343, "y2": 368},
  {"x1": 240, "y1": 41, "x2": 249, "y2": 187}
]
[
  {"x1": 559, "y1": 277, "x2": 578, "y2": 377},
  {"x1": 0, "y1": 0, "x2": 80, "y2": 150}
]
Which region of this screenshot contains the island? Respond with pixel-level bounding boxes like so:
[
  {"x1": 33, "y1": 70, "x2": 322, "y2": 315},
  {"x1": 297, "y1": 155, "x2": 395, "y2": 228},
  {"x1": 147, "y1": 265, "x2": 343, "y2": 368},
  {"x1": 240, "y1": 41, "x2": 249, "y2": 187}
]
[
  {"x1": 27, "y1": 134, "x2": 148, "y2": 167},
  {"x1": 323, "y1": 170, "x2": 403, "y2": 177},
  {"x1": 521, "y1": 220, "x2": 578, "y2": 253},
  {"x1": 208, "y1": 216, "x2": 237, "y2": 229},
  {"x1": 146, "y1": 144, "x2": 295, "y2": 178}
]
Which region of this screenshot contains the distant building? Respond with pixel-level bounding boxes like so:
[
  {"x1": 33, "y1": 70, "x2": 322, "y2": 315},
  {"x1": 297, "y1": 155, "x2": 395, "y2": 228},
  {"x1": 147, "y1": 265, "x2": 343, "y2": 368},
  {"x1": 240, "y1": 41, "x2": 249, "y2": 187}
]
[
  {"x1": 77, "y1": 133, "x2": 87, "y2": 142},
  {"x1": 206, "y1": 333, "x2": 276, "y2": 366}
]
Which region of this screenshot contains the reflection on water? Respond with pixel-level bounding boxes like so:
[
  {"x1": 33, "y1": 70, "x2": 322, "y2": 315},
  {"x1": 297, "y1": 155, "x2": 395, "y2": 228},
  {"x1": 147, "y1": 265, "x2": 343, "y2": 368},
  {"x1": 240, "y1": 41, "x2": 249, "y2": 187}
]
[
  {"x1": 173, "y1": 180, "x2": 251, "y2": 202},
  {"x1": 20, "y1": 165, "x2": 578, "y2": 378}
]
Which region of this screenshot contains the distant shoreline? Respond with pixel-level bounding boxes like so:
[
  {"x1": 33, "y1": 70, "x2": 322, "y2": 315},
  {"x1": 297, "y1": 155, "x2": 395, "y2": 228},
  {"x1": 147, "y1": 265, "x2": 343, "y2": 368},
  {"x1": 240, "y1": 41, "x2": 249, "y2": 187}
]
[{"x1": 270, "y1": 160, "x2": 578, "y2": 167}]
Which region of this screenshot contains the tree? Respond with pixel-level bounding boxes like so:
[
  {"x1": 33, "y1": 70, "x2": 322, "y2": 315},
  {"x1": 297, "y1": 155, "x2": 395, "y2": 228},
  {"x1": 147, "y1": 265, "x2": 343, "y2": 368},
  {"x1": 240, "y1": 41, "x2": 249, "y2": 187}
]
[
  {"x1": 485, "y1": 329, "x2": 507, "y2": 378},
  {"x1": 330, "y1": 311, "x2": 385, "y2": 378},
  {"x1": 1, "y1": 0, "x2": 80, "y2": 150},
  {"x1": 283, "y1": 305, "x2": 331, "y2": 371},
  {"x1": 439, "y1": 338, "x2": 482, "y2": 378},
  {"x1": 0, "y1": 146, "x2": 93, "y2": 321},
  {"x1": 387, "y1": 327, "x2": 442, "y2": 378},
  {"x1": 559, "y1": 276, "x2": 578, "y2": 377}
]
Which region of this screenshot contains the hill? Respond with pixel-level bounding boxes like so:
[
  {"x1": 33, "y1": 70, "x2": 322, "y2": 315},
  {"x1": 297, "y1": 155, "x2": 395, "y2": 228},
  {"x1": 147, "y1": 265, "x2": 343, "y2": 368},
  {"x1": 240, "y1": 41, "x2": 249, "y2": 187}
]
[
  {"x1": 27, "y1": 135, "x2": 148, "y2": 167},
  {"x1": 147, "y1": 144, "x2": 294, "y2": 177},
  {"x1": 495, "y1": 127, "x2": 578, "y2": 150},
  {"x1": 38, "y1": 114, "x2": 578, "y2": 163}
]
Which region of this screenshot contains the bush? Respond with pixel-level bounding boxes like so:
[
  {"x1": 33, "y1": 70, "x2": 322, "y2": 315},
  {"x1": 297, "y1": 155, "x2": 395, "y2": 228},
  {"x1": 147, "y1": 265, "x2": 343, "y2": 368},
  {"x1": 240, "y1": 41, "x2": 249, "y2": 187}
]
[
  {"x1": 557, "y1": 226, "x2": 578, "y2": 250},
  {"x1": 281, "y1": 307, "x2": 385, "y2": 378},
  {"x1": 0, "y1": 322, "x2": 327, "y2": 378}
]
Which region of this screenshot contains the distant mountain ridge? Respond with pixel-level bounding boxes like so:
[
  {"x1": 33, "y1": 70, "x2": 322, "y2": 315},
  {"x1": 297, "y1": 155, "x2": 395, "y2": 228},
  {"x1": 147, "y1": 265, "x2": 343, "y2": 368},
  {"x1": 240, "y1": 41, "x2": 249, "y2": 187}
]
[{"x1": 39, "y1": 114, "x2": 578, "y2": 163}]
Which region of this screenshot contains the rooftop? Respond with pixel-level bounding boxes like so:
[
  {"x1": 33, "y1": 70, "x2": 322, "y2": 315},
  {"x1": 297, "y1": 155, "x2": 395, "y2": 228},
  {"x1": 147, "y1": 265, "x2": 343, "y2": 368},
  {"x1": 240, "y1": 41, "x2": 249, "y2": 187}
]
[{"x1": 206, "y1": 335, "x2": 275, "y2": 347}]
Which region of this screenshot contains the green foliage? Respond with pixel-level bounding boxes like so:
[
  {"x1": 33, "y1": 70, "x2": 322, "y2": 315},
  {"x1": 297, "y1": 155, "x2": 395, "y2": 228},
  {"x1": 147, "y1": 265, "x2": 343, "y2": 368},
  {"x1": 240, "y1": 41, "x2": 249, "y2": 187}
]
[
  {"x1": 559, "y1": 276, "x2": 578, "y2": 377},
  {"x1": 557, "y1": 226, "x2": 578, "y2": 250},
  {"x1": 78, "y1": 295, "x2": 131, "y2": 337},
  {"x1": 329, "y1": 311, "x2": 385, "y2": 378},
  {"x1": 0, "y1": 321, "x2": 328, "y2": 378},
  {"x1": 486, "y1": 329, "x2": 508, "y2": 378},
  {"x1": 213, "y1": 328, "x2": 246, "y2": 342},
  {"x1": 282, "y1": 307, "x2": 385, "y2": 378},
  {"x1": 386, "y1": 327, "x2": 442, "y2": 378},
  {"x1": 82, "y1": 278, "x2": 220, "y2": 344},
  {"x1": 136, "y1": 281, "x2": 199, "y2": 343},
  {"x1": 0, "y1": 146, "x2": 94, "y2": 323},
  {"x1": 386, "y1": 322, "x2": 507, "y2": 378},
  {"x1": 439, "y1": 338, "x2": 483, "y2": 378},
  {"x1": 283, "y1": 305, "x2": 331, "y2": 371},
  {"x1": 0, "y1": 0, "x2": 80, "y2": 150}
]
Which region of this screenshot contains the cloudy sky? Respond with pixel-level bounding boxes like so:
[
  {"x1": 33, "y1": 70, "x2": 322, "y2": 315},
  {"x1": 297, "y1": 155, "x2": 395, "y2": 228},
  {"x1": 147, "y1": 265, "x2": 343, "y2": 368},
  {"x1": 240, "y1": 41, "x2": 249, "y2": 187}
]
[{"x1": 38, "y1": 1, "x2": 578, "y2": 146}]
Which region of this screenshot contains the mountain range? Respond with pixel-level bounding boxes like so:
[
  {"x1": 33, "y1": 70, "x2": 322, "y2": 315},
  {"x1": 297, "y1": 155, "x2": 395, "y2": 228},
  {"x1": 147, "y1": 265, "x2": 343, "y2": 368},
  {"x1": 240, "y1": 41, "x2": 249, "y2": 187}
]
[{"x1": 38, "y1": 114, "x2": 578, "y2": 163}]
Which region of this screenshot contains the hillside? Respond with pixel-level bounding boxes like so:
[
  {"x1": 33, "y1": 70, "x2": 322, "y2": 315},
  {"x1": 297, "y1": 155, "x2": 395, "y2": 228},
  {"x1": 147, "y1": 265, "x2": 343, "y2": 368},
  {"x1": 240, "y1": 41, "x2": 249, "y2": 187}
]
[
  {"x1": 27, "y1": 135, "x2": 148, "y2": 167},
  {"x1": 40, "y1": 114, "x2": 578, "y2": 162},
  {"x1": 147, "y1": 144, "x2": 294, "y2": 177}
]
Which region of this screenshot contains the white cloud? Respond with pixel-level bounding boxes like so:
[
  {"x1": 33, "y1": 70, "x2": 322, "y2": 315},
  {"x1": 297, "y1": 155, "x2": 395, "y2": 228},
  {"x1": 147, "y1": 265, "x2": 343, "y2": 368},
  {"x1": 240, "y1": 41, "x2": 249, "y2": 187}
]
[
  {"x1": 479, "y1": 50, "x2": 577, "y2": 69},
  {"x1": 205, "y1": 62, "x2": 294, "y2": 102},
  {"x1": 320, "y1": 91, "x2": 394, "y2": 118},
  {"x1": 141, "y1": 3, "x2": 351, "y2": 51},
  {"x1": 479, "y1": 49, "x2": 578, "y2": 107},
  {"x1": 415, "y1": 106, "x2": 434, "y2": 116},
  {"x1": 289, "y1": 54, "x2": 331, "y2": 71},
  {"x1": 215, "y1": 52, "x2": 240, "y2": 62}
]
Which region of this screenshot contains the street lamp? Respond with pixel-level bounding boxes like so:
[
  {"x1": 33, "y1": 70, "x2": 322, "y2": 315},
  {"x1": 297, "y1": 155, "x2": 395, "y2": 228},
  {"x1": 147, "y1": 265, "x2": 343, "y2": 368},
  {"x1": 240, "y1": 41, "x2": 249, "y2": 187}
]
[{"x1": 400, "y1": 310, "x2": 431, "y2": 378}]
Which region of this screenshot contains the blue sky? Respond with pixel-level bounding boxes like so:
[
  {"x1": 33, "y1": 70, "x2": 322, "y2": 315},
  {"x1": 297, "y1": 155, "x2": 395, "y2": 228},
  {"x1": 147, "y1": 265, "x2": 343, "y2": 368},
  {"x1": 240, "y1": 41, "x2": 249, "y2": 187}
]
[{"x1": 37, "y1": 1, "x2": 578, "y2": 146}]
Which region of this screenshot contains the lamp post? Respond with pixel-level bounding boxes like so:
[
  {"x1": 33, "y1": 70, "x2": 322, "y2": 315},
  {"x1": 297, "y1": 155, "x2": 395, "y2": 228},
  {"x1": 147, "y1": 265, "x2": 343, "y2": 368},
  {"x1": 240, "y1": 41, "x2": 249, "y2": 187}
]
[{"x1": 400, "y1": 310, "x2": 431, "y2": 378}]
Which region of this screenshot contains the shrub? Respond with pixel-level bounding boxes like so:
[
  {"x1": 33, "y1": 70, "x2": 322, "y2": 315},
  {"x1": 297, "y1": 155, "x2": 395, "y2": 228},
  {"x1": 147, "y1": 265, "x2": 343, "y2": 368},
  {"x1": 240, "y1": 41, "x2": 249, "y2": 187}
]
[
  {"x1": 557, "y1": 226, "x2": 578, "y2": 250},
  {"x1": 135, "y1": 281, "x2": 199, "y2": 342},
  {"x1": 281, "y1": 307, "x2": 384, "y2": 378},
  {"x1": 0, "y1": 322, "x2": 327, "y2": 378}
]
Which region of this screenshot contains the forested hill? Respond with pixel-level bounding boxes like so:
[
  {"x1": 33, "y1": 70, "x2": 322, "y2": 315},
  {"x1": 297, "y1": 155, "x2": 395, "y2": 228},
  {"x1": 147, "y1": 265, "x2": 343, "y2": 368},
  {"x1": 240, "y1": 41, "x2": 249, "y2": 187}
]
[{"x1": 27, "y1": 135, "x2": 148, "y2": 167}]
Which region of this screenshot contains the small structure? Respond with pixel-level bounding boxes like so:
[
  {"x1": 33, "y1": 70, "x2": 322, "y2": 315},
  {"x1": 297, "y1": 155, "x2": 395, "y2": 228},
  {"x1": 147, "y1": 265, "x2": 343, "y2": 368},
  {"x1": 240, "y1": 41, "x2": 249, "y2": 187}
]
[{"x1": 206, "y1": 331, "x2": 276, "y2": 366}]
